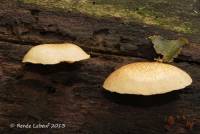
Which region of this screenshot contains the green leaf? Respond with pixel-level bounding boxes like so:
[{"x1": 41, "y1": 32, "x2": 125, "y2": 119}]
[{"x1": 149, "y1": 35, "x2": 189, "y2": 62}]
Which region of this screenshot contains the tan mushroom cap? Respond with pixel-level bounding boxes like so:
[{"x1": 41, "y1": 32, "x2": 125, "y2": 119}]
[
  {"x1": 103, "y1": 62, "x2": 192, "y2": 95},
  {"x1": 22, "y1": 43, "x2": 90, "y2": 64}
]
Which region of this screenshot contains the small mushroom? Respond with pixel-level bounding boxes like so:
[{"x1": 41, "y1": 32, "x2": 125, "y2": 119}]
[
  {"x1": 22, "y1": 43, "x2": 90, "y2": 64},
  {"x1": 103, "y1": 62, "x2": 192, "y2": 95}
]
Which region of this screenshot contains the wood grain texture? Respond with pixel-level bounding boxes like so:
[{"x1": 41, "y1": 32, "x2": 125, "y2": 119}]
[
  {"x1": 1, "y1": 41, "x2": 200, "y2": 134},
  {"x1": 0, "y1": 1, "x2": 200, "y2": 134},
  {"x1": 0, "y1": 1, "x2": 199, "y2": 63}
]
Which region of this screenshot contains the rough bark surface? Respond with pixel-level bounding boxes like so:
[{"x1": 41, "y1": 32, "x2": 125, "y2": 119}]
[
  {"x1": 0, "y1": 1, "x2": 199, "y2": 63},
  {"x1": 0, "y1": 1, "x2": 200, "y2": 134}
]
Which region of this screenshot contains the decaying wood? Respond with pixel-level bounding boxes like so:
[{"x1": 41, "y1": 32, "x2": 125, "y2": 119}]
[
  {"x1": 1, "y1": 41, "x2": 200, "y2": 134},
  {"x1": 0, "y1": 1, "x2": 199, "y2": 63},
  {"x1": 0, "y1": 1, "x2": 200, "y2": 134}
]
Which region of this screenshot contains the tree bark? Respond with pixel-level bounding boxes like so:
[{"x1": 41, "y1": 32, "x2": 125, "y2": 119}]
[
  {"x1": 0, "y1": 1, "x2": 200, "y2": 134},
  {"x1": 0, "y1": 1, "x2": 199, "y2": 63}
]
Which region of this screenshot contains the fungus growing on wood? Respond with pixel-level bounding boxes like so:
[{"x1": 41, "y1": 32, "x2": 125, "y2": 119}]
[
  {"x1": 22, "y1": 43, "x2": 90, "y2": 64},
  {"x1": 103, "y1": 62, "x2": 192, "y2": 95},
  {"x1": 103, "y1": 36, "x2": 192, "y2": 95}
]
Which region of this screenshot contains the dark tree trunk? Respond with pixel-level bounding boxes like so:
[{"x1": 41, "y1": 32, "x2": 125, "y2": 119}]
[{"x1": 0, "y1": 1, "x2": 200, "y2": 134}]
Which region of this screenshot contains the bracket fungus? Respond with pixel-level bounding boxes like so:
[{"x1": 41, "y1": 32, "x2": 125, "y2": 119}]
[
  {"x1": 103, "y1": 62, "x2": 192, "y2": 95},
  {"x1": 103, "y1": 36, "x2": 192, "y2": 95},
  {"x1": 22, "y1": 43, "x2": 90, "y2": 64}
]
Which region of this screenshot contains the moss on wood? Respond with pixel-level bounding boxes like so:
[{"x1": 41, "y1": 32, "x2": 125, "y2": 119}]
[{"x1": 19, "y1": 0, "x2": 200, "y2": 34}]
